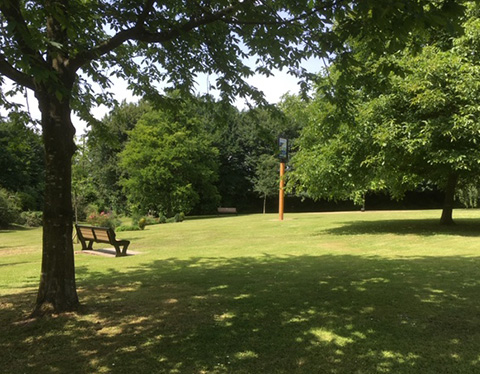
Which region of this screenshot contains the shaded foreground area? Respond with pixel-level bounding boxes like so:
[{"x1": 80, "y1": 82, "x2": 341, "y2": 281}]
[{"x1": 1, "y1": 253, "x2": 480, "y2": 374}]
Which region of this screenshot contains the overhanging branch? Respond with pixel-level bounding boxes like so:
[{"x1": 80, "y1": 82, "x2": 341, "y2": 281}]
[
  {"x1": 0, "y1": 53, "x2": 35, "y2": 89},
  {"x1": 0, "y1": 0, "x2": 48, "y2": 75},
  {"x1": 69, "y1": 1, "x2": 249, "y2": 71}
]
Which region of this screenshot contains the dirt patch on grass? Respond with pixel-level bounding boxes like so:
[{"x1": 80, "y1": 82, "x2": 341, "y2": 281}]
[{"x1": 75, "y1": 248, "x2": 141, "y2": 257}]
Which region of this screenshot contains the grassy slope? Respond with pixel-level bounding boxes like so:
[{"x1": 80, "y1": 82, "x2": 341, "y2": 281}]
[{"x1": 1, "y1": 210, "x2": 480, "y2": 373}]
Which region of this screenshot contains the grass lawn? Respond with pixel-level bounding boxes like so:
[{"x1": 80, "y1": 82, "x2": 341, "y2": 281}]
[{"x1": 1, "y1": 209, "x2": 480, "y2": 373}]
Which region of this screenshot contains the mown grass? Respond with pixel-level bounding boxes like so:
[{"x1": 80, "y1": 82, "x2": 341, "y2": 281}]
[{"x1": 2, "y1": 210, "x2": 480, "y2": 373}]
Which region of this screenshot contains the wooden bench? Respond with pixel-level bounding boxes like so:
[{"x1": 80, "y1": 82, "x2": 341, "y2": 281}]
[
  {"x1": 75, "y1": 224, "x2": 130, "y2": 257},
  {"x1": 217, "y1": 207, "x2": 237, "y2": 215}
]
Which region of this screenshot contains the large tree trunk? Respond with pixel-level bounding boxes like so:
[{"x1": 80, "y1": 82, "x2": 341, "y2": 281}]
[
  {"x1": 440, "y1": 172, "x2": 458, "y2": 226},
  {"x1": 31, "y1": 91, "x2": 79, "y2": 316}
]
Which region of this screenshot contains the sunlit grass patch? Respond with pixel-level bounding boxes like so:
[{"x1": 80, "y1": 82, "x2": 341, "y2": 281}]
[
  {"x1": 234, "y1": 350, "x2": 259, "y2": 360},
  {"x1": 309, "y1": 327, "x2": 355, "y2": 347}
]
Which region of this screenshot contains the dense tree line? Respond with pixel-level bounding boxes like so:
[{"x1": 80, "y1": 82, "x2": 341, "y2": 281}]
[
  {"x1": 74, "y1": 95, "x2": 296, "y2": 219},
  {"x1": 0, "y1": 92, "x2": 306, "y2": 228}
]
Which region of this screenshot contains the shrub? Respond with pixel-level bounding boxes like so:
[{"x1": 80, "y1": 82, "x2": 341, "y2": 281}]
[
  {"x1": 130, "y1": 211, "x2": 142, "y2": 226},
  {"x1": 157, "y1": 213, "x2": 167, "y2": 224},
  {"x1": 174, "y1": 212, "x2": 185, "y2": 222},
  {"x1": 86, "y1": 211, "x2": 120, "y2": 229},
  {"x1": 144, "y1": 215, "x2": 157, "y2": 225},
  {"x1": 17, "y1": 191, "x2": 38, "y2": 211},
  {"x1": 138, "y1": 217, "x2": 147, "y2": 230},
  {"x1": 0, "y1": 188, "x2": 21, "y2": 227},
  {"x1": 20, "y1": 211, "x2": 43, "y2": 227},
  {"x1": 457, "y1": 185, "x2": 479, "y2": 208},
  {"x1": 74, "y1": 199, "x2": 95, "y2": 221},
  {"x1": 83, "y1": 203, "x2": 99, "y2": 218}
]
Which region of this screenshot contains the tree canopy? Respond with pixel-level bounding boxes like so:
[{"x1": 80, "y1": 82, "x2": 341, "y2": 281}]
[
  {"x1": 290, "y1": 2, "x2": 480, "y2": 224},
  {"x1": 119, "y1": 104, "x2": 220, "y2": 217}
]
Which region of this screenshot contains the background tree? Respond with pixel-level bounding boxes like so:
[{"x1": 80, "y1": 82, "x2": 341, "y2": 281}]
[
  {"x1": 72, "y1": 135, "x2": 98, "y2": 223},
  {"x1": 360, "y1": 47, "x2": 480, "y2": 224},
  {"x1": 288, "y1": 67, "x2": 381, "y2": 206},
  {"x1": 0, "y1": 0, "x2": 463, "y2": 314},
  {"x1": 252, "y1": 154, "x2": 279, "y2": 214},
  {"x1": 0, "y1": 114, "x2": 44, "y2": 211},
  {"x1": 202, "y1": 101, "x2": 249, "y2": 209},
  {"x1": 194, "y1": 97, "x2": 301, "y2": 212},
  {"x1": 86, "y1": 100, "x2": 150, "y2": 213},
  {"x1": 119, "y1": 108, "x2": 219, "y2": 217},
  {"x1": 290, "y1": 4, "x2": 480, "y2": 224}
]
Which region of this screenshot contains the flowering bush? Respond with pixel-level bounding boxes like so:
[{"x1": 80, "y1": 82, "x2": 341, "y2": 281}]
[{"x1": 86, "y1": 211, "x2": 120, "y2": 229}]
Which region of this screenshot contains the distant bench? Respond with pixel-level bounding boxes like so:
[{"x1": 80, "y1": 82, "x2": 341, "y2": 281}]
[
  {"x1": 75, "y1": 224, "x2": 130, "y2": 257},
  {"x1": 217, "y1": 207, "x2": 237, "y2": 215}
]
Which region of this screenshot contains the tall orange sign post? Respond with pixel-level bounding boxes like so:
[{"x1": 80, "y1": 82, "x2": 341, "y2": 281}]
[
  {"x1": 278, "y1": 138, "x2": 288, "y2": 221},
  {"x1": 279, "y1": 161, "x2": 285, "y2": 221}
]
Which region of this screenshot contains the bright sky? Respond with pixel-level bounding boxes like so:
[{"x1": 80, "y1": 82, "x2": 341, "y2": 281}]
[{"x1": 5, "y1": 57, "x2": 324, "y2": 136}]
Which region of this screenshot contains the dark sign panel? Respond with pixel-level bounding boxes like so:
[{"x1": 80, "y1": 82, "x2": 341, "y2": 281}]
[{"x1": 278, "y1": 137, "x2": 288, "y2": 162}]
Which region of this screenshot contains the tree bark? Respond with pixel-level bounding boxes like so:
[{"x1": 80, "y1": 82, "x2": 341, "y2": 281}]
[
  {"x1": 440, "y1": 172, "x2": 458, "y2": 226},
  {"x1": 31, "y1": 91, "x2": 79, "y2": 316}
]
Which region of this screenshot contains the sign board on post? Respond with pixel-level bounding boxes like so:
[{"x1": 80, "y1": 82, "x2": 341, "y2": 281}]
[{"x1": 278, "y1": 137, "x2": 288, "y2": 162}]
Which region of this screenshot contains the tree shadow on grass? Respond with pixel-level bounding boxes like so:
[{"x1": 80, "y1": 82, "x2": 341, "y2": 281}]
[
  {"x1": 0, "y1": 261, "x2": 32, "y2": 267},
  {"x1": 1, "y1": 255, "x2": 480, "y2": 373},
  {"x1": 322, "y1": 218, "x2": 480, "y2": 237},
  {"x1": 0, "y1": 225, "x2": 34, "y2": 232}
]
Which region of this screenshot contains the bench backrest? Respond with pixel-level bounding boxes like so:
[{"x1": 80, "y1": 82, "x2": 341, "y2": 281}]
[
  {"x1": 217, "y1": 207, "x2": 237, "y2": 214},
  {"x1": 76, "y1": 225, "x2": 114, "y2": 242},
  {"x1": 78, "y1": 226, "x2": 95, "y2": 240},
  {"x1": 94, "y1": 229, "x2": 111, "y2": 242}
]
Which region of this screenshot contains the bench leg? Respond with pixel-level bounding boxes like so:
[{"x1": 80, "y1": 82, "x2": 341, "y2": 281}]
[
  {"x1": 114, "y1": 241, "x2": 130, "y2": 257},
  {"x1": 121, "y1": 241, "x2": 130, "y2": 256},
  {"x1": 79, "y1": 238, "x2": 93, "y2": 251},
  {"x1": 113, "y1": 245, "x2": 122, "y2": 257},
  {"x1": 79, "y1": 238, "x2": 87, "y2": 250}
]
